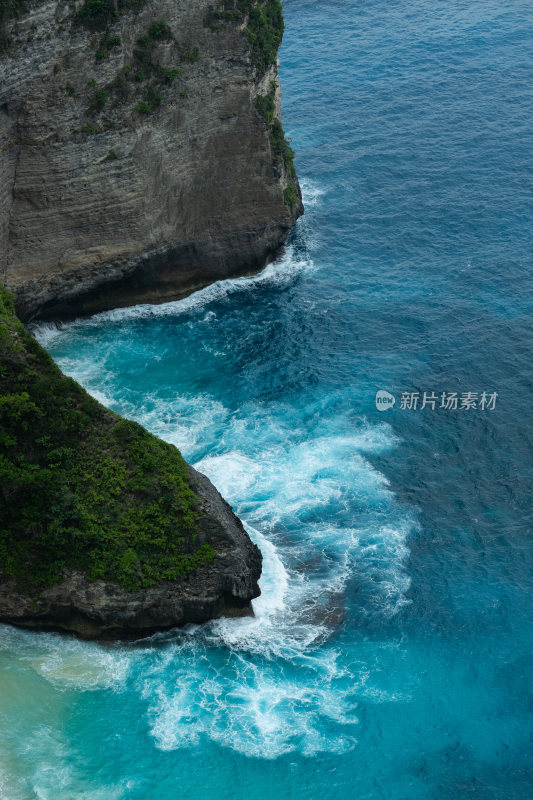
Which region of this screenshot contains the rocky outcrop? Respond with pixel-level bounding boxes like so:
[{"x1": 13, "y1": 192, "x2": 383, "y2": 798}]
[
  {"x1": 0, "y1": 283, "x2": 262, "y2": 639},
  {"x1": 0, "y1": 466, "x2": 262, "y2": 639},
  {"x1": 0, "y1": 0, "x2": 303, "y2": 321}
]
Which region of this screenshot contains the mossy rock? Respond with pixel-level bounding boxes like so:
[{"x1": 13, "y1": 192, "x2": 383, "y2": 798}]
[{"x1": 0, "y1": 283, "x2": 218, "y2": 592}]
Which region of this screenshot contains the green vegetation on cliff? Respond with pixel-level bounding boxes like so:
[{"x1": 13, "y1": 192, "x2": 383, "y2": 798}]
[
  {"x1": 0, "y1": 0, "x2": 29, "y2": 51},
  {"x1": 256, "y1": 84, "x2": 296, "y2": 185},
  {"x1": 205, "y1": 0, "x2": 284, "y2": 72},
  {"x1": 76, "y1": 0, "x2": 146, "y2": 30},
  {"x1": 0, "y1": 285, "x2": 215, "y2": 592},
  {"x1": 0, "y1": 0, "x2": 24, "y2": 17},
  {"x1": 283, "y1": 185, "x2": 298, "y2": 208},
  {"x1": 84, "y1": 20, "x2": 188, "y2": 119}
]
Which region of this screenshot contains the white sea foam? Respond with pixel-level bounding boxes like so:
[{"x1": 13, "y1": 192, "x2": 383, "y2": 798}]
[
  {"x1": 190, "y1": 407, "x2": 412, "y2": 620},
  {"x1": 132, "y1": 402, "x2": 413, "y2": 758},
  {"x1": 147, "y1": 663, "x2": 357, "y2": 759},
  {"x1": 299, "y1": 176, "x2": 326, "y2": 208},
  {"x1": 24, "y1": 239, "x2": 416, "y2": 760},
  {"x1": 0, "y1": 626, "x2": 130, "y2": 691},
  {"x1": 126, "y1": 509, "x2": 362, "y2": 758},
  {"x1": 120, "y1": 393, "x2": 229, "y2": 456},
  {"x1": 29, "y1": 321, "x2": 65, "y2": 349},
  {"x1": 31, "y1": 245, "x2": 313, "y2": 341},
  {"x1": 30, "y1": 183, "x2": 321, "y2": 358},
  {"x1": 0, "y1": 384, "x2": 414, "y2": 759}
]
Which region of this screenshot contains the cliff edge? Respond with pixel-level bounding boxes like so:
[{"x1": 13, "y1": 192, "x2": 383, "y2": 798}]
[
  {"x1": 0, "y1": 284, "x2": 262, "y2": 638},
  {"x1": 0, "y1": 0, "x2": 303, "y2": 320}
]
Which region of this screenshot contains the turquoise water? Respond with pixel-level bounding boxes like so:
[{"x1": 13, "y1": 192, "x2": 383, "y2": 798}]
[{"x1": 3, "y1": 0, "x2": 533, "y2": 796}]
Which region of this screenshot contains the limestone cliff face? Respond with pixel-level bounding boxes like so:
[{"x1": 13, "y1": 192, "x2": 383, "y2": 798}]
[{"x1": 0, "y1": 0, "x2": 302, "y2": 320}]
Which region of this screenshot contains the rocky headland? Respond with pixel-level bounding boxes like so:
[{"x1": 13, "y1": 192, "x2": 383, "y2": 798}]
[
  {"x1": 0, "y1": 285, "x2": 262, "y2": 638},
  {"x1": 0, "y1": 0, "x2": 302, "y2": 637}
]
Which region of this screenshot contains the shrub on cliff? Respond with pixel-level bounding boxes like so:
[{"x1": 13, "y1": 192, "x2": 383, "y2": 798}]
[
  {"x1": 76, "y1": 0, "x2": 119, "y2": 29},
  {"x1": 0, "y1": 0, "x2": 28, "y2": 51},
  {"x1": 283, "y1": 185, "x2": 298, "y2": 208},
  {"x1": 0, "y1": 285, "x2": 215, "y2": 592},
  {"x1": 204, "y1": 0, "x2": 284, "y2": 72},
  {"x1": 148, "y1": 20, "x2": 172, "y2": 40},
  {"x1": 256, "y1": 87, "x2": 296, "y2": 176},
  {"x1": 76, "y1": 0, "x2": 146, "y2": 29},
  {"x1": 87, "y1": 87, "x2": 108, "y2": 112},
  {"x1": 246, "y1": 0, "x2": 283, "y2": 72},
  {"x1": 0, "y1": 0, "x2": 22, "y2": 17}
]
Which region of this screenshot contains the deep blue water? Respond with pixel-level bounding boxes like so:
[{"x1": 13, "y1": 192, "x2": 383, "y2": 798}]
[{"x1": 3, "y1": 0, "x2": 533, "y2": 796}]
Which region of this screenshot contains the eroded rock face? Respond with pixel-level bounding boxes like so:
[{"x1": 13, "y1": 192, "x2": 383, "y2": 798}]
[
  {"x1": 0, "y1": 466, "x2": 262, "y2": 639},
  {"x1": 0, "y1": 0, "x2": 303, "y2": 320}
]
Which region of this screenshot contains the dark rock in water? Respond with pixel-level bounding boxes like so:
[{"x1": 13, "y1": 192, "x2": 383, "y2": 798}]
[
  {"x1": 0, "y1": 285, "x2": 261, "y2": 640},
  {"x1": 0, "y1": 466, "x2": 262, "y2": 640}
]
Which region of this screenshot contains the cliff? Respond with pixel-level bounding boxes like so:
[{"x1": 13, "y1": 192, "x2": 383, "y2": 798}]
[
  {"x1": 0, "y1": 0, "x2": 303, "y2": 321},
  {"x1": 0, "y1": 284, "x2": 262, "y2": 638}
]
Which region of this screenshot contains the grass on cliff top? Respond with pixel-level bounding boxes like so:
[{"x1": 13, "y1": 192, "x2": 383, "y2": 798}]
[{"x1": 0, "y1": 285, "x2": 215, "y2": 593}]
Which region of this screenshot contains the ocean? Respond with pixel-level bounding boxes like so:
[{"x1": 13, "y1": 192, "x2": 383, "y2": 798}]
[{"x1": 3, "y1": 0, "x2": 532, "y2": 796}]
